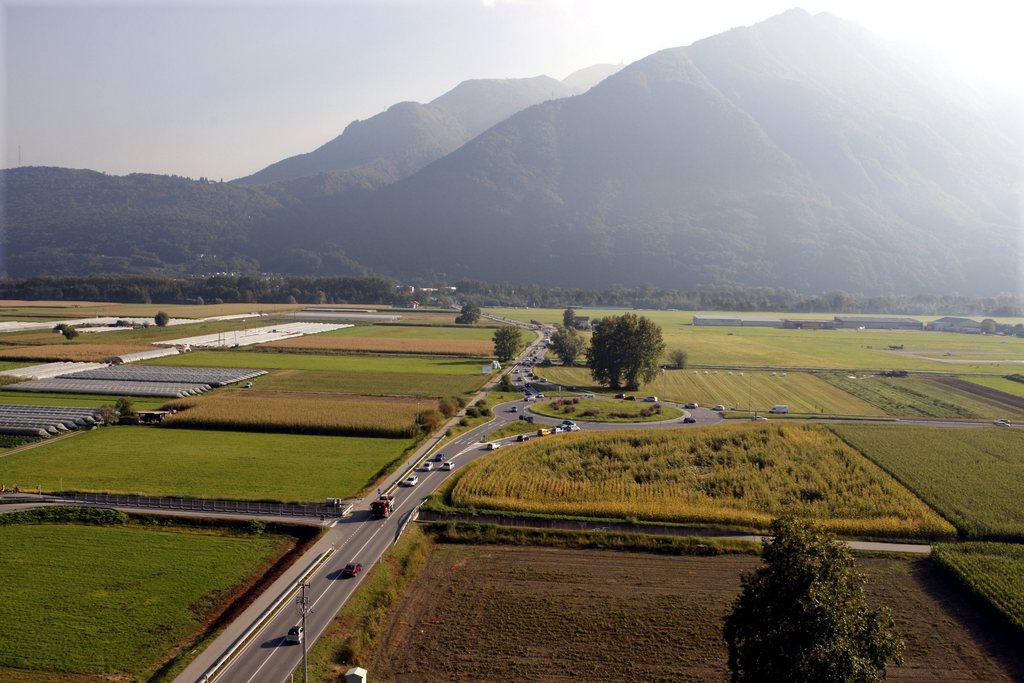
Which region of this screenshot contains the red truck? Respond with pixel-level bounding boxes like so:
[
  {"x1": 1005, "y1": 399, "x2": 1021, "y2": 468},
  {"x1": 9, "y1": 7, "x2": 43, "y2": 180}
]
[{"x1": 370, "y1": 494, "x2": 394, "y2": 519}]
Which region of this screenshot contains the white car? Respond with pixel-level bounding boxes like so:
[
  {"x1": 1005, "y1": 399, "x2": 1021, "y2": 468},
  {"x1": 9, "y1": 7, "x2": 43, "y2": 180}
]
[
  {"x1": 712, "y1": 405, "x2": 726, "y2": 412},
  {"x1": 401, "y1": 475, "x2": 419, "y2": 487},
  {"x1": 993, "y1": 418, "x2": 1011, "y2": 427},
  {"x1": 420, "y1": 462, "x2": 433, "y2": 472},
  {"x1": 684, "y1": 402, "x2": 699, "y2": 409},
  {"x1": 753, "y1": 415, "x2": 769, "y2": 422},
  {"x1": 486, "y1": 442, "x2": 502, "y2": 450},
  {"x1": 285, "y1": 625, "x2": 303, "y2": 644},
  {"x1": 442, "y1": 461, "x2": 455, "y2": 471},
  {"x1": 564, "y1": 424, "x2": 581, "y2": 432}
]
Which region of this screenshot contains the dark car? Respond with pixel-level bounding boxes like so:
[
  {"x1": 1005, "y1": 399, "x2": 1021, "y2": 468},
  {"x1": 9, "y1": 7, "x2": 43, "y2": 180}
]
[
  {"x1": 341, "y1": 563, "x2": 362, "y2": 578},
  {"x1": 432, "y1": 453, "x2": 445, "y2": 462},
  {"x1": 615, "y1": 393, "x2": 626, "y2": 399},
  {"x1": 285, "y1": 625, "x2": 303, "y2": 645},
  {"x1": 624, "y1": 395, "x2": 637, "y2": 401},
  {"x1": 516, "y1": 434, "x2": 530, "y2": 442},
  {"x1": 683, "y1": 416, "x2": 697, "y2": 424}
]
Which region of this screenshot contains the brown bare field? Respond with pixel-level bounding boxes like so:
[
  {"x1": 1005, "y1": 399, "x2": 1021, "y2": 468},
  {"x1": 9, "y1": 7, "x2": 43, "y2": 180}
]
[
  {"x1": 0, "y1": 343, "x2": 150, "y2": 362},
  {"x1": 369, "y1": 544, "x2": 1024, "y2": 681},
  {"x1": 164, "y1": 390, "x2": 432, "y2": 437},
  {"x1": 264, "y1": 336, "x2": 493, "y2": 356}
]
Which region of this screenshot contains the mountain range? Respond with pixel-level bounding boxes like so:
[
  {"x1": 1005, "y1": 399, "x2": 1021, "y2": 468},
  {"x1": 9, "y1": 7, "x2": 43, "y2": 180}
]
[{"x1": 2, "y1": 9, "x2": 1019, "y2": 295}]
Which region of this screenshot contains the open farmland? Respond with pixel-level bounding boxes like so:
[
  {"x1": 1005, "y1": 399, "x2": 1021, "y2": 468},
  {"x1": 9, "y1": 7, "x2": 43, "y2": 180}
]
[
  {"x1": 449, "y1": 423, "x2": 953, "y2": 538},
  {"x1": 264, "y1": 324, "x2": 496, "y2": 356},
  {"x1": 0, "y1": 390, "x2": 166, "y2": 410},
  {"x1": 150, "y1": 350, "x2": 490, "y2": 397},
  {"x1": 541, "y1": 366, "x2": 883, "y2": 416},
  {"x1": 0, "y1": 427, "x2": 415, "y2": 502},
  {"x1": 530, "y1": 397, "x2": 684, "y2": 422},
  {"x1": 165, "y1": 391, "x2": 431, "y2": 437},
  {"x1": 830, "y1": 424, "x2": 1024, "y2": 539},
  {"x1": 0, "y1": 301, "x2": 302, "y2": 319},
  {"x1": 934, "y1": 543, "x2": 1024, "y2": 635},
  {"x1": 962, "y1": 375, "x2": 1024, "y2": 399},
  {"x1": 0, "y1": 342, "x2": 152, "y2": 362},
  {"x1": 364, "y1": 544, "x2": 1024, "y2": 681},
  {"x1": 491, "y1": 307, "x2": 1024, "y2": 373},
  {"x1": 822, "y1": 373, "x2": 1024, "y2": 419},
  {"x1": 0, "y1": 518, "x2": 289, "y2": 679}
]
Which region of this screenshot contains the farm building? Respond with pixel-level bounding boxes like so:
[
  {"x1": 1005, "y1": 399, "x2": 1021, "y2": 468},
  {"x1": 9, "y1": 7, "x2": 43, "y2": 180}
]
[
  {"x1": 832, "y1": 316, "x2": 924, "y2": 330},
  {"x1": 573, "y1": 316, "x2": 592, "y2": 330},
  {"x1": 782, "y1": 319, "x2": 835, "y2": 329},
  {"x1": 693, "y1": 316, "x2": 782, "y2": 327},
  {"x1": 928, "y1": 316, "x2": 983, "y2": 333}
]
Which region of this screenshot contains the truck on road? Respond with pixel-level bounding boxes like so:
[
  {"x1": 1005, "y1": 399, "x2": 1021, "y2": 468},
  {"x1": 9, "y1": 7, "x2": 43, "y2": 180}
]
[{"x1": 370, "y1": 494, "x2": 394, "y2": 518}]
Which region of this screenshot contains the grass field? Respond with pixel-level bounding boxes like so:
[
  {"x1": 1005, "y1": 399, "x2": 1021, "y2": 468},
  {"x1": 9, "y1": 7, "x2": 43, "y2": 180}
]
[
  {"x1": 164, "y1": 391, "x2": 432, "y2": 437},
  {"x1": 484, "y1": 420, "x2": 538, "y2": 440},
  {"x1": 0, "y1": 301, "x2": 302, "y2": 319},
  {"x1": 363, "y1": 544, "x2": 1024, "y2": 681},
  {"x1": 0, "y1": 427, "x2": 416, "y2": 502},
  {"x1": 449, "y1": 423, "x2": 953, "y2": 538},
  {"x1": 264, "y1": 324, "x2": 497, "y2": 356},
  {"x1": 542, "y1": 366, "x2": 883, "y2": 416},
  {"x1": 530, "y1": 397, "x2": 684, "y2": 422},
  {"x1": 0, "y1": 390, "x2": 167, "y2": 410},
  {"x1": 821, "y1": 373, "x2": 1024, "y2": 419},
  {"x1": 0, "y1": 342, "x2": 152, "y2": 362},
  {"x1": 491, "y1": 307, "x2": 1024, "y2": 373},
  {"x1": 0, "y1": 521, "x2": 287, "y2": 679},
  {"x1": 960, "y1": 375, "x2": 1024, "y2": 399},
  {"x1": 830, "y1": 424, "x2": 1024, "y2": 539},
  {"x1": 934, "y1": 543, "x2": 1024, "y2": 634}
]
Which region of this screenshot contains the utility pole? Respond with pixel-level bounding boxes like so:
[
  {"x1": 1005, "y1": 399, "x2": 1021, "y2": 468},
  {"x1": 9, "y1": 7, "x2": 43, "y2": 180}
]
[{"x1": 296, "y1": 582, "x2": 311, "y2": 683}]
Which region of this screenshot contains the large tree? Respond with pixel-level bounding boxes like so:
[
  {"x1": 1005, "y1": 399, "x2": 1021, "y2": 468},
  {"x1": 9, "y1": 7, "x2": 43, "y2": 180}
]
[
  {"x1": 550, "y1": 327, "x2": 585, "y2": 366},
  {"x1": 492, "y1": 325, "x2": 521, "y2": 363},
  {"x1": 455, "y1": 302, "x2": 481, "y2": 325},
  {"x1": 562, "y1": 308, "x2": 576, "y2": 329},
  {"x1": 585, "y1": 313, "x2": 664, "y2": 390},
  {"x1": 724, "y1": 517, "x2": 903, "y2": 682}
]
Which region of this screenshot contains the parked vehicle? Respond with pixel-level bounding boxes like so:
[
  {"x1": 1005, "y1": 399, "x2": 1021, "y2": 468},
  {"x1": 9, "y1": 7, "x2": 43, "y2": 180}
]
[
  {"x1": 370, "y1": 494, "x2": 394, "y2": 518},
  {"x1": 285, "y1": 626, "x2": 304, "y2": 645},
  {"x1": 769, "y1": 405, "x2": 789, "y2": 414},
  {"x1": 341, "y1": 563, "x2": 362, "y2": 578},
  {"x1": 442, "y1": 461, "x2": 456, "y2": 471},
  {"x1": 402, "y1": 475, "x2": 419, "y2": 487},
  {"x1": 615, "y1": 393, "x2": 626, "y2": 399}
]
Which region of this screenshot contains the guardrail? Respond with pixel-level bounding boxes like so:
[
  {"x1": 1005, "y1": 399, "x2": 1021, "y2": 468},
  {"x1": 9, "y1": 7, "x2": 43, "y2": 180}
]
[{"x1": 55, "y1": 492, "x2": 352, "y2": 518}]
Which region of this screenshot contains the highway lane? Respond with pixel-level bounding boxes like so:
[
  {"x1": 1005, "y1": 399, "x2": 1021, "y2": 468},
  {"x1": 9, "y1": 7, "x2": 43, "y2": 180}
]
[{"x1": 179, "y1": 329, "x2": 551, "y2": 683}]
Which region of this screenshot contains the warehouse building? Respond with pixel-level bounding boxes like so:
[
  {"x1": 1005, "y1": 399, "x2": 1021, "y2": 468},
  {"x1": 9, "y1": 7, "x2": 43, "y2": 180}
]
[
  {"x1": 928, "y1": 316, "x2": 983, "y2": 333},
  {"x1": 832, "y1": 316, "x2": 924, "y2": 330},
  {"x1": 693, "y1": 316, "x2": 782, "y2": 327},
  {"x1": 782, "y1": 319, "x2": 836, "y2": 330}
]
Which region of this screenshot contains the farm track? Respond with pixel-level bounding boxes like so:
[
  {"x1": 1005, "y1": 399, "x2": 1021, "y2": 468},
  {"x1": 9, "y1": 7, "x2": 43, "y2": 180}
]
[{"x1": 929, "y1": 376, "x2": 1024, "y2": 411}]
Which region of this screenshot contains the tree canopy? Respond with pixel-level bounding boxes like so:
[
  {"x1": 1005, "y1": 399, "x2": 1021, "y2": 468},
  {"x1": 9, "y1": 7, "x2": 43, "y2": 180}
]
[
  {"x1": 492, "y1": 325, "x2": 521, "y2": 362},
  {"x1": 724, "y1": 517, "x2": 903, "y2": 682},
  {"x1": 563, "y1": 308, "x2": 576, "y2": 329},
  {"x1": 551, "y1": 327, "x2": 586, "y2": 366},
  {"x1": 456, "y1": 302, "x2": 481, "y2": 325},
  {"x1": 585, "y1": 313, "x2": 665, "y2": 390}
]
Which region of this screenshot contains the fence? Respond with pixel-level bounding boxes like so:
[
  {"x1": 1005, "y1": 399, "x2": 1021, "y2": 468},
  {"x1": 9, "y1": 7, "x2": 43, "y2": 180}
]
[{"x1": 55, "y1": 491, "x2": 352, "y2": 518}]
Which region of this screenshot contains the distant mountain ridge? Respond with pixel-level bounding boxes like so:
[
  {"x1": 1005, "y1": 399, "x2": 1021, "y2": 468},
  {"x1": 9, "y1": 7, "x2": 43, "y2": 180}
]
[{"x1": 2, "y1": 11, "x2": 1019, "y2": 294}]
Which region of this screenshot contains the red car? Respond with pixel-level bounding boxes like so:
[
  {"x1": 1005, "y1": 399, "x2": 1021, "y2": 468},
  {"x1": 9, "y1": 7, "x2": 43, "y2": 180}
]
[{"x1": 341, "y1": 562, "x2": 362, "y2": 578}]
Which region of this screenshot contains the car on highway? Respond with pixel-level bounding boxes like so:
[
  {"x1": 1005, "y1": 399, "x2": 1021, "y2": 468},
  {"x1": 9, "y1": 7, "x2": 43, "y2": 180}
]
[
  {"x1": 684, "y1": 402, "x2": 699, "y2": 409},
  {"x1": 421, "y1": 462, "x2": 433, "y2": 472},
  {"x1": 401, "y1": 475, "x2": 419, "y2": 487},
  {"x1": 516, "y1": 434, "x2": 531, "y2": 442},
  {"x1": 712, "y1": 405, "x2": 725, "y2": 412},
  {"x1": 581, "y1": 392, "x2": 595, "y2": 398},
  {"x1": 509, "y1": 406, "x2": 518, "y2": 413},
  {"x1": 643, "y1": 396, "x2": 659, "y2": 402},
  {"x1": 432, "y1": 452, "x2": 445, "y2": 462},
  {"x1": 753, "y1": 415, "x2": 769, "y2": 422},
  {"x1": 486, "y1": 442, "x2": 502, "y2": 450},
  {"x1": 442, "y1": 461, "x2": 456, "y2": 471},
  {"x1": 285, "y1": 625, "x2": 303, "y2": 645},
  {"x1": 341, "y1": 563, "x2": 362, "y2": 578},
  {"x1": 683, "y1": 416, "x2": 697, "y2": 424},
  {"x1": 624, "y1": 395, "x2": 637, "y2": 401}
]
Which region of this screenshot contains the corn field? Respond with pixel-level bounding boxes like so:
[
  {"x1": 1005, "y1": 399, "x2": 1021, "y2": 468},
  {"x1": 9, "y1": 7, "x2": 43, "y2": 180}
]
[
  {"x1": 164, "y1": 390, "x2": 433, "y2": 438},
  {"x1": 934, "y1": 543, "x2": 1024, "y2": 634},
  {"x1": 450, "y1": 423, "x2": 954, "y2": 538}
]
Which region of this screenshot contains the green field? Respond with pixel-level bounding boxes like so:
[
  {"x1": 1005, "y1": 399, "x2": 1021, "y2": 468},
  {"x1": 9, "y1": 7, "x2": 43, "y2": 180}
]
[
  {"x1": 831, "y1": 424, "x2": 1024, "y2": 539},
  {"x1": 492, "y1": 307, "x2": 1024, "y2": 373},
  {"x1": 0, "y1": 520, "x2": 285, "y2": 678},
  {"x1": 934, "y1": 543, "x2": 1024, "y2": 634},
  {"x1": 449, "y1": 423, "x2": 954, "y2": 538},
  {"x1": 541, "y1": 366, "x2": 882, "y2": 416},
  {"x1": 962, "y1": 375, "x2": 1024, "y2": 399},
  {"x1": 250, "y1": 369, "x2": 485, "y2": 397},
  {"x1": 151, "y1": 350, "x2": 486, "y2": 374},
  {"x1": 820, "y1": 373, "x2": 1024, "y2": 419},
  {"x1": 0, "y1": 390, "x2": 167, "y2": 410},
  {"x1": 322, "y1": 325, "x2": 496, "y2": 341},
  {"x1": 0, "y1": 427, "x2": 416, "y2": 502},
  {"x1": 530, "y1": 397, "x2": 684, "y2": 422}
]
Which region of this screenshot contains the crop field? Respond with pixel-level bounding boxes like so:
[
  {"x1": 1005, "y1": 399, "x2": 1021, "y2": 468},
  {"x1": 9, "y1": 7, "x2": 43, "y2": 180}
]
[
  {"x1": 542, "y1": 366, "x2": 883, "y2": 416},
  {"x1": 821, "y1": 373, "x2": 1024, "y2": 419},
  {"x1": 0, "y1": 342, "x2": 152, "y2": 362},
  {"x1": 934, "y1": 543, "x2": 1024, "y2": 634},
  {"x1": 0, "y1": 300, "x2": 302, "y2": 319},
  {"x1": 264, "y1": 324, "x2": 495, "y2": 356},
  {"x1": 449, "y1": 423, "x2": 953, "y2": 538},
  {"x1": 962, "y1": 375, "x2": 1024, "y2": 399},
  {"x1": 831, "y1": 424, "x2": 1024, "y2": 539},
  {"x1": 530, "y1": 397, "x2": 684, "y2": 422},
  {"x1": 0, "y1": 427, "x2": 416, "y2": 502},
  {"x1": 0, "y1": 317, "x2": 286, "y2": 348},
  {"x1": 491, "y1": 307, "x2": 1024, "y2": 373},
  {"x1": 367, "y1": 544, "x2": 1024, "y2": 681},
  {"x1": 251, "y1": 369, "x2": 485, "y2": 397},
  {"x1": 0, "y1": 521, "x2": 287, "y2": 679},
  {"x1": 164, "y1": 391, "x2": 431, "y2": 437}
]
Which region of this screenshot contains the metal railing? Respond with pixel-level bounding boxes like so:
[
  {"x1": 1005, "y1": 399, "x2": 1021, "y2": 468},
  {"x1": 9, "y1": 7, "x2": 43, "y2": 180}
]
[{"x1": 55, "y1": 491, "x2": 351, "y2": 518}]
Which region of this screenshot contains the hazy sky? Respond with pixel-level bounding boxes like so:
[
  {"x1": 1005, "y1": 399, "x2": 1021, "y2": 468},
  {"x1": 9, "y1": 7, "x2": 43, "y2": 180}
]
[{"x1": 3, "y1": 0, "x2": 1022, "y2": 179}]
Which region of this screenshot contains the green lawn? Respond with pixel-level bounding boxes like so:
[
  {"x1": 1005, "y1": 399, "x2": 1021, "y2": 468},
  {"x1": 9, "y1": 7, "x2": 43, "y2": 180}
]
[
  {"x1": 530, "y1": 397, "x2": 684, "y2": 423},
  {"x1": 831, "y1": 424, "x2": 1024, "y2": 539},
  {"x1": 961, "y1": 375, "x2": 1024, "y2": 399},
  {"x1": 0, "y1": 522, "x2": 285, "y2": 678},
  {"x1": 0, "y1": 390, "x2": 167, "y2": 410},
  {"x1": 0, "y1": 427, "x2": 416, "y2": 502},
  {"x1": 489, "y1": 307, "x2": 1024, "y2": 373},
  {"x1": 541, "y1": 366, "x2": 882, "y2": 416}
]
